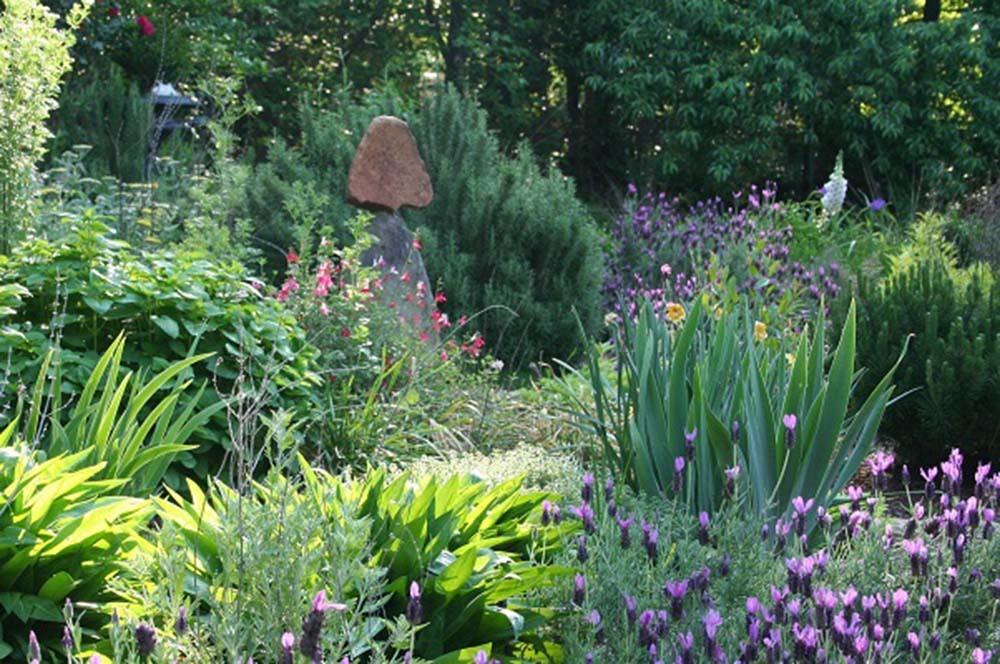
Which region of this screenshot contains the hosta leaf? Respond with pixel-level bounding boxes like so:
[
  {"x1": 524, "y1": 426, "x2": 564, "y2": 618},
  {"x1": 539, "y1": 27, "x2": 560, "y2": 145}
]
[
  {"x1": 38, "y1": 571, "x2": 76, "y2": 601},
  {"x1": 151, "y1": 314, "x2": 180, "y2": 338}
]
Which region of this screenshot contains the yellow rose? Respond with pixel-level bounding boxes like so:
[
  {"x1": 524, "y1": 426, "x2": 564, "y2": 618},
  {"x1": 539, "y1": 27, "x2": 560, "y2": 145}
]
[
  {"x1": 754, "y1": 321, "x2": 768, "y2": 342},
  {"x1": 666, "y1": 302, "x2": 686, "y2": 323}
]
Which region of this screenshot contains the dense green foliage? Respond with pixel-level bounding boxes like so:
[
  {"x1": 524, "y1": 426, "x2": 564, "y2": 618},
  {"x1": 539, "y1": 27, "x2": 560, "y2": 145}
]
[
  {"x1": 246, "y1": 88, "x2": 603, "y2": 369},
  {"x1": 853, "y1": 258, "x2": 999, "y2": 464},
  {"x1": 15, "y1": 335, "x2": 221, "y2": 495},
  {"x1": 579, "y1": 0, "x2": 999, "y2": 207},
  {"x1": 0, "y1": 438, "x2": 150, "y2": 661},
  {"x1": 138, "y1": 465, "x2": 573, "y2": 661},
  {"x1": 4, "y1": 0, "x2": 1000, "y2": 660},
  {"x1": 407, "y1": 88, "x2": 603, "y2": 369},
  {"x1": 0, "y1": 218, "x2": 318, "y2": 478},
  {"x1": 563, "y1": 298, "x2": 902, "y2": 522},
  {"x1": 0, "y1": 0, "x2": 88, "y2": 253},
  {"x1": 46, "y1": 0, "x2": 1000, "y2": 208},
  {"x1": 49, "y1": 65, "x2": 155, "y2": 182}
]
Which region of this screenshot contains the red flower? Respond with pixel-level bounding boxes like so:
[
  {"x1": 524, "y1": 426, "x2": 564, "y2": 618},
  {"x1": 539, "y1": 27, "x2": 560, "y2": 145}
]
[
  {"x1": 136, "y1": 15, "x2": 155, "y2": 37},
  {"x1": 108, "y1": 5, "x2": 121, "y2": 18},
  {"x1": 340, "y1": 328, "x2": 351, "y2": 338},
  {"x1": 285, "y1": 248, "x2": 299, "y2": 265}
]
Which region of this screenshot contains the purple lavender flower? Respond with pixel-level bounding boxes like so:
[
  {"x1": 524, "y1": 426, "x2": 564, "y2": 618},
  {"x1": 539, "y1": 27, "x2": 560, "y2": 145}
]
[
  {"x1": 280, "y1": 632, "x2": 295, "y2": 664},
  {"x1": 684, "y1": 428, "x2": 698, "y2": 460},
  {"x1": 771, "y1": 584, "x2": 790, "y2": 624},
  {"x1": 541, "y1": 500, "x2": 554, "y2": 526},
  {"x1": 174, "y1": 606, "x2": 188, "y2": 635},
  {"x1": 698, "y1": 511, "x2": 711, "y2": 545},
  {"x1": 975, "y1": 462, "x2": 992, "y2": 494},
  {"x1": 300, "y1": 591, "x2": 347, "y2": 662},
  {"x1": 28, "y1": 632, "x2": 40, "y2": 661},
  {"x1": 891, "y1": 588, "x2": 908, "y2": 627},
  {"x1": 576, "y1": 535, "x2": 589, "y2": 563},
  {"x1": 61, "y1": 626, "x2": 74, "y2": 652},
  {"x1": 581, "y1": 472, "x2": 595, "y2": 504},
  {"x1": 406, "y1": 582, "x2": 423, "y2": 625},
  {"x1": 868, "y1": 451, "x2": 894, "y2": 490},
  {"x1": 868, "y1": 198, "x2": 886, "y2": 212},
  {"x1": 763, "y1": 628, "x2": 783, "y2": 661},
  {"x1": 617, "y1": 515, "x2": 633, "y2": 548},
  {"x1": 677, "y1": 631, "x2": 695, "y2": 664},
  {"x1": 664, "y1": 579, "x2": 689, "y2": 619},
  {"x1": 574, "y1": 502, "x2": 596, "y2": 534},
  {"x1": 793, "y1": 622, "x2": 819, "y2": 660},
  {"x1": 703, "y1": 608, "x2": 723, "y2": 642},
  {"x1": 644, "y1": 526, "x2": 659, "y2": 564},
  {"x1": 604, "y1": 477, "x2": 615, "y2": 501},
  {"x1": 673, "y1": 456, "x2": 686, "y2": 494},
  {"x1": 718, "y1": 553, "x2": 731, "y2": 578},
  {"x1": 135, "y1": 623, "x2": 157, "y2": 656},
  {"x1": 724, "y1": 465, "x2": 740, "y2": 498},
  {"x1": 921, "y1": 467, "x2": 939, "y2": 499},
  {"x1": 847, "y1": 485, "x2": 864, "y2": 511},
  {"x1": 972, "y1": 648, "x2": 993, "y2": 664},
  {"x1": 782, "y1": 413, "x2": 797, "y2": 448},
  {"x1": 573, "y1": 573, "x2": 586, "y2": 606},
  {"x1": 586, "y1": 609, "x2": 604, "y2": 642},
  {"x1": 638, "y1": 610, "x2": 657, "y2": 647},
  {"x1": 624, "y1": 593, "x2": 638, "y2": 626}
]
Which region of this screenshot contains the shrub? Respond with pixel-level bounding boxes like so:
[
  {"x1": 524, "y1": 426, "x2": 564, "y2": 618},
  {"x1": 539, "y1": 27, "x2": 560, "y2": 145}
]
[
  {"x1": 851, "y1": 258, "x2": 1000, "y2": 465},
  {"x1": 0, "y1": 0, "x2": 89, "y2": 253},
  {"x1": 0, "y1": 428, "x2": 150, "y2": 661},
  {"x1": 560, "y1": 297, "x2": 904, "y2": 524},
  {"x1": 579, "y1": 0, "x2": 1000, "y2": 210},
  {"x1": 555, "y1": 447, "x2": 1000, "y2": 662},
  {"x1": 0, "y1": 217, "x2": 319, "y2": 479},
  {"x1": 407, "y1": 87, "x2": 604, "y2": 369},
  {"x1": 111, "y1": 471, "x2": 414, "y2": 664},
  {"x1": 48, "y1": 65, "x2": 155, "y2": 183},
  {"x1": 245, "y1": 88, "x2": 604, "y2": 368},
  {"x1": 136, "y1": 464, "x2": 574, "y2": 661}
]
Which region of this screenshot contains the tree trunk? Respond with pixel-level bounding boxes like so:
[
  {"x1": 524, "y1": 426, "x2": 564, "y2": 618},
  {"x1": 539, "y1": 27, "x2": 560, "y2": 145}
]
[
  {"x1": 444, "y1": 1, "x2": 468, "y2": 90},
  {"x1": 923, "y1": 0, "x2": 941, "y2": 22}
]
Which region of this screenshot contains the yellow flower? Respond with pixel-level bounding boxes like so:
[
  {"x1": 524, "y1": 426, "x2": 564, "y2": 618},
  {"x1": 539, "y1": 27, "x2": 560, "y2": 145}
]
[
  {"x1": 786, "y1": 352, "x2": 796, "y2": 366},
  {"x1": 714, "y1": 306, "x2": 724, "y2": 320},
  {"x1": 754, "y1": 321, "x2": 768, "y2": 342},
  {"x1": 666, "y1": 302, "x2": 686, "y2": 323}
]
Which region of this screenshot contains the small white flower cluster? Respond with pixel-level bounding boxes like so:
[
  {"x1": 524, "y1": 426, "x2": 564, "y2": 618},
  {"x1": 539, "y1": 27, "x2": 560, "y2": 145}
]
[{"x1": 821, "y1": 152, "x2": 847, "y2": 216}]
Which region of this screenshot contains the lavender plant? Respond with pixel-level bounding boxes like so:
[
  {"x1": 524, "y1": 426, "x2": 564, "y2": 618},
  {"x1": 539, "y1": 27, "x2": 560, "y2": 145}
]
[
  {"x1": 603, "y1": 185, "x2": 841, "y2": 323},
  {"x1": 113, "y1": 464, "x2": 573, "y2": 662},
  {"x1": 555, "y1": 449, "x2": 1000, "y2": 662}
]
